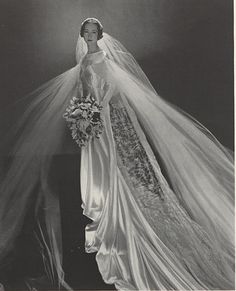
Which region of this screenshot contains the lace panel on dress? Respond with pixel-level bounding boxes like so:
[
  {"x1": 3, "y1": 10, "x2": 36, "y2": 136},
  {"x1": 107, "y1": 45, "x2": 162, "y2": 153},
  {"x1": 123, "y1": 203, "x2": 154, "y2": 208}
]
[
  {"x1": 109, "y1": 98, "x2": 226, "y2": 288},
  {"x1": 109, "y1": 99, "x2": 165, "y2": 202}
]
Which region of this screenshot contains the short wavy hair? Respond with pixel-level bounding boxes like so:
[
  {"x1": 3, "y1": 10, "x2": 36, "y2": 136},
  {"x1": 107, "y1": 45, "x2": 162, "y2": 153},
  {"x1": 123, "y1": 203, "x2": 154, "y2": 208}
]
[{"x1": 80, "y1": 18, "x2": 103, "y2": 40}]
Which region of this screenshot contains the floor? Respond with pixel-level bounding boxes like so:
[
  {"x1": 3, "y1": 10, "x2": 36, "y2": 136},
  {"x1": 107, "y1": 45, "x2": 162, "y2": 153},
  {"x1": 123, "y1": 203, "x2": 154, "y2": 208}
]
[{"x1": 0, "y1": 154, "x2": 115, "y2": 290}]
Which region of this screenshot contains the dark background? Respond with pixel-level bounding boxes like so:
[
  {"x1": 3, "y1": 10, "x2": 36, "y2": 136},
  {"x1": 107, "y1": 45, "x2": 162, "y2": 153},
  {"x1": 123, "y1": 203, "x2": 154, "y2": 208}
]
[
  {"x1": 0, "y1": 0, "x2": 234, "y2": 290},
  {"x1": 0, "y1": 0, "x2": 234, "y2": 148}
]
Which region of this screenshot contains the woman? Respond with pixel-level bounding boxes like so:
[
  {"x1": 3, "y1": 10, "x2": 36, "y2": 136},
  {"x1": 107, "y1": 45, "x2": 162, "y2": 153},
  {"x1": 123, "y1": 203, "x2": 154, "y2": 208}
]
[{"x1": 0, "y1": 18, "x2": 234, "y2": 290}]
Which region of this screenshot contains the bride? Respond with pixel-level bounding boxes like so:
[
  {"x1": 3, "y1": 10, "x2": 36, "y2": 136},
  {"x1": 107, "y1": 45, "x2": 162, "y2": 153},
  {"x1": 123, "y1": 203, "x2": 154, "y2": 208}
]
[{"x1": 0, "y1": 18, "x2": 234, "y2": 290}]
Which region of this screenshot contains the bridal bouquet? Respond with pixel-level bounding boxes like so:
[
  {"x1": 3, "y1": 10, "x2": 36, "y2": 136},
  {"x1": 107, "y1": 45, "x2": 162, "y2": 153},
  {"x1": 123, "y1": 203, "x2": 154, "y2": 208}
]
[{"x1": 63, "y1": 94, "x2": 104, "y2": 147}]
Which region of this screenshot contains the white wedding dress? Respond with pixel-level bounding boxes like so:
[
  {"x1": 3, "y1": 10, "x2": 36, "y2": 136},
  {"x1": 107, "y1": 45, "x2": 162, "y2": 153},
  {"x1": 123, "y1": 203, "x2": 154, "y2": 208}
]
[
  {"x1": 78, "y1": 49, "x2": 234, "y2": 290},
  {"x1": 0, "y1": 34, "x2": 234, "y2": 290}
]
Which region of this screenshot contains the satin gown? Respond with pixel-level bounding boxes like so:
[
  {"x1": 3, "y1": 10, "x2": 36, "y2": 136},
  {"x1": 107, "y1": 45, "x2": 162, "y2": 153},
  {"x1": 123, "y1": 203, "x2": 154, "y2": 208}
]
[{"x1": 76, "y1": 50, "x2": 233, "y2": 290}]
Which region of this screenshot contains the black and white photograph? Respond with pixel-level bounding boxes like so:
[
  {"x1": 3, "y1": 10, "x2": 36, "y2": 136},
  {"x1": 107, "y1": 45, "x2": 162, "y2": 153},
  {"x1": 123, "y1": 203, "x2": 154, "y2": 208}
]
[{"x1": 0, "y1": 0, "x2": 234, "y2": 290}]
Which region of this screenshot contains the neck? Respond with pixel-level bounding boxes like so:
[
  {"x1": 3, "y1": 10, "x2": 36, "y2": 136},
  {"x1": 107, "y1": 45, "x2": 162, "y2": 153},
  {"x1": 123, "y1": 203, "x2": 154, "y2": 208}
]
[{"x1": 87, "y1": 43, "x2": 100, "y2": 54}]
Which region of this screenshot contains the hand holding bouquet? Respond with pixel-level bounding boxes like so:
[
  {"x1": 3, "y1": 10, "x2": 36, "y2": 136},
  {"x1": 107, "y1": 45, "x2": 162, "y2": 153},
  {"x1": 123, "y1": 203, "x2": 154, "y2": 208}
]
[{"x1": 63, "y1": 94, "x2": 104, "y2": 147}]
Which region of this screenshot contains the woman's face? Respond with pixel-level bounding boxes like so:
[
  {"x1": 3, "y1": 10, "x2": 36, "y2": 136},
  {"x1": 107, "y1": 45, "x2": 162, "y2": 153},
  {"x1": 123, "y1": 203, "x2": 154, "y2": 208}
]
[{"x1": 83, "y1": 23, "x2": 99, "y2": 44}]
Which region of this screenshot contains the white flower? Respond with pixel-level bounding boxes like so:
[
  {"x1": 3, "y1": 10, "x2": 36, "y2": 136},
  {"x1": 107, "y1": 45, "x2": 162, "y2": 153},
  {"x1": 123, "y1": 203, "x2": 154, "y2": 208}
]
[
  {"x1": 71, "y1": 108, "x2": 82, "y2": 117},
  {"x1": 81, "y1": 111, "x2": 88, "y2": 118}
]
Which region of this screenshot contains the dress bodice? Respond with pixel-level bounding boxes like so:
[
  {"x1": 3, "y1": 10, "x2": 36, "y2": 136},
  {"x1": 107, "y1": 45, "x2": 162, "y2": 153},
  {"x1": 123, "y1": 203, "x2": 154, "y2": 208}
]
[{"x1": 79, "y1": 50, "x2": 110, "y2": 103}]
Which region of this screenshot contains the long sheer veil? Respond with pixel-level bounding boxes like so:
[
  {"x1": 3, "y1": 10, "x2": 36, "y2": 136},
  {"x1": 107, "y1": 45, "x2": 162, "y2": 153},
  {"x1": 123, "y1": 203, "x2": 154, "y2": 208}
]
[
  {"x1": 0, "y1": 32, "x2": 234, "y2": 288},
  {"x1": 0, "y1": 66, "x2": 80, "y2": 289},
  {"x1": 77, "y1": 33, "x2": 234, "y2": 265}
]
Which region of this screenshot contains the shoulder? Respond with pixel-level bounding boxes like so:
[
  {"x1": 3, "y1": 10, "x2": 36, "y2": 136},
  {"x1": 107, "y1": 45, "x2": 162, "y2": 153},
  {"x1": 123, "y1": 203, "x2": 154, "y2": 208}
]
[{"x1": 84, "y1": 50, "x2": 106, "y2": 63}]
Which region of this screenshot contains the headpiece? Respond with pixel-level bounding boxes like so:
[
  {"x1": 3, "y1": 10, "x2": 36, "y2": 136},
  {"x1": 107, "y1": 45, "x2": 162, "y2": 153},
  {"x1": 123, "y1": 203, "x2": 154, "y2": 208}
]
[{"x1": 80, "y1": 17, "x2": 103, "y2": 40}]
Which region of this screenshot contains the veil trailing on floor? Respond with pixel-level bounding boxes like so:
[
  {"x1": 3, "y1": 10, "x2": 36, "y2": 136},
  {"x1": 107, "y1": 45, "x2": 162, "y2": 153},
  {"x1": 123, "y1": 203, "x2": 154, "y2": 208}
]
[
  {"x1": 77, "y1": 32, "x2": 234, "y2": 261},
  {"x1": 0, "y1": 32, "x2": 234, "y2": 289}
]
